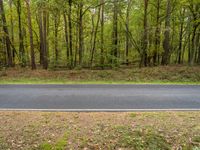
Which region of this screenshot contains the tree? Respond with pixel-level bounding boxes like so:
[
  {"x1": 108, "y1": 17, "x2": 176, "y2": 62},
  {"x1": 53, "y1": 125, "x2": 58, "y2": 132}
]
[
  {"x1": 15, "y1": 0, "x2": 25, "y2": 66},
  {"x1": 162, "y1": 0, "x2": 171, "y2": 65},
  {"x1": 25, "y1": 0, "x2": 36, "y2": 70},
  {"x1": 0, "y1": 0, "x2": 13, "y2": 66},
  {"x1": 141, "y1": 0, "x2": 149, "y2": 67},
  {"x1": 111, "y1": 0, "x2": 118, "y2": 65},
  {"x1": 100, "y1": 0, "x2": 104, "y2": 69},
  {"x1": 153, "y1": 0, "x2": 161, "y2": 65},
  {"x1": 125, "y1": 0, "x2": 132, "y2": 65}
]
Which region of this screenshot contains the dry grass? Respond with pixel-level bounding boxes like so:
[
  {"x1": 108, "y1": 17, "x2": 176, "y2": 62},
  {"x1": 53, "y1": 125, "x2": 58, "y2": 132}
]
[
  {"x1": 0, "y1": 65, "x2": 200, "y2": 84},
  {"x1": 0, "y1": 112, "x2": 200, "y2": 149}
]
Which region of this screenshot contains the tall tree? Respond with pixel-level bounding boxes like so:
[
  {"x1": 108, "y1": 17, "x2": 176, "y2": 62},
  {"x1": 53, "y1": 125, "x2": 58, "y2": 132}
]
[
  {"x1": 153, "y1": 0, "x2": 161, "y2": 65},
  {"x1": 141, "y1": 0, "x2": 149, "y2": 67},
  {"x1": 100, "y1": 0, "x2": 104, "y2": 69},
  {"x1": 0, "y1": 0, "x2": 13, "y2": 66},
  {"x1": 25, "y1": 0, "x2": 36, "y2": 70},
  {"x1": 16, "y1": 0, "x2": 25, "y2": 66},
  {"x1": 68, "y1": 0, "x2": 73, "y2": 67},
  {"x1": 125, "y1": 0, "x2": 132, "y2": 65},
  {"x1": 178, "y1": 8, "x2": 185, "y2": 64},
  {"x1": 78, "y1": 1, "x2": 84, "y2": 66},
  {"x1": 112, "y1": 0, "x2": 118, "y2": 64},
  {"x1": 162, "y1": 0, "x2": 171, "y2": 65},
  {"x1": 90, "y1": 7, "x2": 101, "y2": 67}
]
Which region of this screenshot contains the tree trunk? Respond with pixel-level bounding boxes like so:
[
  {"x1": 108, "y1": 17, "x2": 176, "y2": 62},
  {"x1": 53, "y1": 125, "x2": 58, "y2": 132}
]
[
  {"x1": 0, "y1": 0, "x2": 13, "y2": 67},
  {"x1": 63, "y1": 12, "x2": 69, "y2": 64},
  {"x1": 90, "y1": 7, "x2": 101, "y2": 67},
  {"x1": 16, "y1": 0, "x2": 25, "y2": 67},
  {"x1": 125, "y1": 0, "x2": 131, "y2": 65},
  {"x1": 178, "y1": 8, "x2": 185, "y2": 64},
  {"x1": 162, "y1": 0, "x2": 171, "y2": 65},
  {"x1": 100, "y1": 0, "x2": 104, "y2": 69},
  {"x1": 68, "y1": 0, "x2": 73, "y2": 67},
  {"x1": 9, "y1": 0, "x2": 15, "y2": 64},
  {"x1": 112, "y1": 0, "x2": 118, "y2": 64},
  {"x1": 38, "y1": 10, "x2": 44, "y2": 65},
  {"x1": 43, "y1": 9, "x2": 48, "y2": 69},
  {"x1": 54, "y1": 14, "x2": 60, "y2": 64},
  {"x1": 79, "y1": 1, "x2": 84, "y2": 66},
  {"x1": 153, "y1": 0, "x2": 161, "y2": 66},
  {"x1": 25, "y1": 0, "x2": 36, "y2": 70},
  {"x1": 140, "y1": 0, "x2": 149, "y2": 67}
]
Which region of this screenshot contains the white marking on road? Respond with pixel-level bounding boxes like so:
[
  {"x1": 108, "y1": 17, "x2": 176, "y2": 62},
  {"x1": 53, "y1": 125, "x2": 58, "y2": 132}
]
[{"x1": 0, "y1": 109, "x2": 200, "y2": 112}]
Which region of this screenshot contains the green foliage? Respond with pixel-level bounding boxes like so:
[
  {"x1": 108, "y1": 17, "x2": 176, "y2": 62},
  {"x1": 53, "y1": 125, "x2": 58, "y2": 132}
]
[
  {"x1": 129, "y1": 113, "x2": 137, "y2": 118},
  {"x1": 0, "y1": 0, "x2": 200, "y2": 68},
  {"x1": 39, "y1": 133, "x2": 68, "y2": 150}
]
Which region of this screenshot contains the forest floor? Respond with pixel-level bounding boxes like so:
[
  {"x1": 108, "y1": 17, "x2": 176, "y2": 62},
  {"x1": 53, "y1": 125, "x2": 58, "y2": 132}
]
[
  {"x1": 0, "y1": 111, "x2": 200, "y2": 150},
  {"x1": 0, "y1": 65, "x2": 200, "y2": 84}
]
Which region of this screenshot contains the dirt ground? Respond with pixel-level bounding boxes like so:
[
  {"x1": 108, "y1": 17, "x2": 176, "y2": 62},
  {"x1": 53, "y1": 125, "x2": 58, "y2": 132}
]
[
  {"x1": 0, "y1": 111, "x2": 200, "y2": 150},
  {"x1": 0, "y1": 65, "x2": 200, "y2": 83}
]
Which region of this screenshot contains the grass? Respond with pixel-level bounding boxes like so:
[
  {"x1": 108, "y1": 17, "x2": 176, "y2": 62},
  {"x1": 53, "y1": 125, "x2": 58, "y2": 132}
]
[
  {"x1": 0, "y1": 65, "x2": 200, "y2": 84},
  {"x1": 40, "y1": 133, "x2": 69, "y2": 150},
  {"x1": 0, "y1": 112, "x2": 200, "y2": 149}
]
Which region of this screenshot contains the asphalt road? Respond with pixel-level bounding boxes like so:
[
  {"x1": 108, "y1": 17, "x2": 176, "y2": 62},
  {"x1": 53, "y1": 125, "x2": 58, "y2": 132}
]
[{"x1": 0, "y1": 84, "x2": 200, "y2": 111}]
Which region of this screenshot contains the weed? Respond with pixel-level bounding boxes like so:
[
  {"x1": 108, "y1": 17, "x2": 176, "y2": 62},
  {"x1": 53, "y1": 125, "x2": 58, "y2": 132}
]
[
  {"x1": 115, "y1": 126, "x2": 171, "y2": 150},
  {"x1": 39, "y1": 133, "x2": 68, "y2": 150}
]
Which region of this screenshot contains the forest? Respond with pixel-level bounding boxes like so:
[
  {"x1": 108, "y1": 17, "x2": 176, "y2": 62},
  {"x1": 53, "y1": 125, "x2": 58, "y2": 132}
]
[{"x1": 0, "y1": 0, "x2": 199, "y2": 70}]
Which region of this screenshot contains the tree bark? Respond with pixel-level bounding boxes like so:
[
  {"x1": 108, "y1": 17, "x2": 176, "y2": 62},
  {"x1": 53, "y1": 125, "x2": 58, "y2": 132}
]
[
  {"x1": 25, "y1": 0, "x2": 36, "y2": 70},
  {"x1": 43, "y1": 9, "x2": 48, "y2": 69},
  {"x1": 16, "y1": 0, "x2": 25, "y2": 66},
  {"x1": 125, "y1": 0, "x2": 131, "y2": 65},
  {"x1": 100, "y1": 0, "x2": 104, "y2": 69},
  {"x1": 140, "y1": 0, "x2": 149, "y2": 67},
  {"x1": 90, "y1": 7, "x2": 101, "y2": 67},
  {"x1": 162, "y1": 0, "x2": 171, "y2": 65},
  {"x1": 178, "y1": 8, "x2": 185, "y2": 64},
  {"x1": 79, "y1": 1, "x2": 84, "y2": 66},
  {"x1": 0, "y1": 0, "x2": 13, "y2": 67},
  {"x1": 68, "y1": 0, "x2": 73, "y2": 67},
  {"x1": 153, "y1": 0, "x2": 161, "y2": 65},
  {"x1": 112, "y1": 0, "x2": 118, "y2": 64},
  {"x1": 63, "y1": 12, "x2": 69, "y2": 64}
]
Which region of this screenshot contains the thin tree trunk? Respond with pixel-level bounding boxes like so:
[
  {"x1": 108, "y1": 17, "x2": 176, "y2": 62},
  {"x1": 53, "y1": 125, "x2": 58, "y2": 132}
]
[
  {"x1": 38, "y1": 10, "x2": 44, "y2": 65},
  {"x1": 54, "y1": 15, "x2": 60, "y2": 64},
  {"x1": 140, "y1": 0, "x2": 149, "y2": 67},
  {"x1": 162, "y1": 0, "x2": 171, "y2": 65},
  {"x1": 112, "y1": 0, "x2": 118, "y2": 64},
  {"x1": 178, "y1": 8, "x2": 185, "y2": 64},
  {"x1": 63, "y1": 12, "x2": 69, "y2": 64},
  {"x1": 153, "y1": 0, "x2": 161, "y2": 66},
  {"x1": 16, "y1": 0, "x2": 25, "y2": 66},
  {"x1": 125, "y1": 0, "x2": 131, "y2": 65},
  {"x1": 68, "y1": 0, "x2": 73, "y2": 68},
  {"x1": 90, "y1": 7, "x2": 101, "y2": 67},
  {"x1": 79, "y1": 1, "x2": 84, "y2": 66},
  {"x1": 43, "y1": 9, "x2": 48, "y2": 69},
  {"x1": 9, "y1": 0, "x2": 15, "y2": 64},
  {"x1": 25, "y1": 0, "x2": 36, "y2": 70},
  {"x1": 100, "y1": 0, "x2": 104, "y2": 69},
  {"x1": 0, "y1": 0, "x2": 13, "y2": 67}
]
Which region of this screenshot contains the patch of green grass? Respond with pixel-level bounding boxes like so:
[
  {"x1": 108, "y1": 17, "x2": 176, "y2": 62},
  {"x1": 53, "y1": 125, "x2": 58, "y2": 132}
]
[
  {"x1": 0, "y1": 137, "x2": 9, "y2": 150},
  {"x1": 114, "y1": 126, "x2": 171, "y2": 150},
  {"x1": 129, "y1": 113, "x2": 137, "y2": 118},
  {"x1": 39, "y1": 133, "x2": 68, "y2": 150}
]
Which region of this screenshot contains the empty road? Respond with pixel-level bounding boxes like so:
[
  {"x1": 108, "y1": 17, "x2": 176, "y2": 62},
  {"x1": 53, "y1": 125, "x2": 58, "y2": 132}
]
[{"x1": 0, "y1": 84, "x2": 200, "y2": 111}]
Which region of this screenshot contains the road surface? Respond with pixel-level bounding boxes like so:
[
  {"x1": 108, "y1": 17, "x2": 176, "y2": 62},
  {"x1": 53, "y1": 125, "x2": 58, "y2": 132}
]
[{"x1": 0, "y1": 84, "x2": 200, "y2": 111}]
